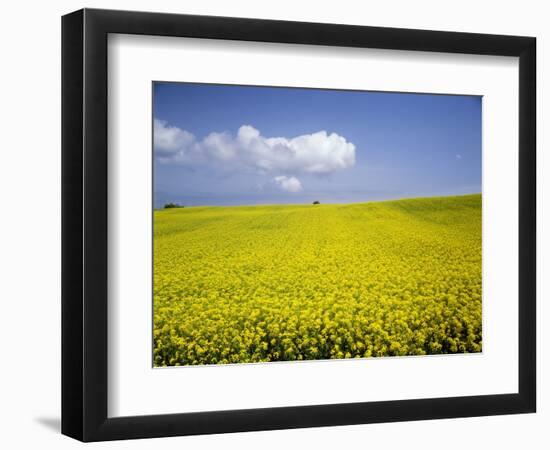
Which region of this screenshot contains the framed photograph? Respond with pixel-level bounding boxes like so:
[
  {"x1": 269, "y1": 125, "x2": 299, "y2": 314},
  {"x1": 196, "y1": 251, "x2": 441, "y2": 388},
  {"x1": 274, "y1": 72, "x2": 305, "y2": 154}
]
[{"x1": 61, "y1": 8, "x2": 536, "y2": 442}]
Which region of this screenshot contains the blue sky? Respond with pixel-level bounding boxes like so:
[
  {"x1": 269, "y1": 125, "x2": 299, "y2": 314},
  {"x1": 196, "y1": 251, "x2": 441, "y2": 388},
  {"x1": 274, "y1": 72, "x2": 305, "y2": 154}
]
[{"x1": 153, "y1": 82, "x2": 481, "y2": 207}]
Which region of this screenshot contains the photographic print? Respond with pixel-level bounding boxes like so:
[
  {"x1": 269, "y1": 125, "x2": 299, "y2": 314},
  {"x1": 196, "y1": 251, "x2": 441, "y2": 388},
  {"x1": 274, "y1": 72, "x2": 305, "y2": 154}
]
[{"x1": 152, "y1": 82, "x2": 482, "y2": 367}]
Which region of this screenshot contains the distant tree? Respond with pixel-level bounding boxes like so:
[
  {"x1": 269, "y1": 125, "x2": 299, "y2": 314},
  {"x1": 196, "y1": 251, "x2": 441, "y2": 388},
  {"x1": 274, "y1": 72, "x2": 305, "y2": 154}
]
[
  {"x1": 164, "y1": 202, "x2": 183, "y2": 209},
  {"x1": 312, "y1": 200, "x2": 320, "y2": 205}
]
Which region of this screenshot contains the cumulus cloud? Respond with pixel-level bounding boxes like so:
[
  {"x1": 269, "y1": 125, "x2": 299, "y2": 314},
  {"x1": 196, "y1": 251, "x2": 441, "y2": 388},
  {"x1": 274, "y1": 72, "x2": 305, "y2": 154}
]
[
  {"x1": 154, "y1": 120, "x2": 356, "y2": 175},
  {"x1": 273, "y1": 175, "x2": 303, "y2": 192},
  {"x1": 154, "y1": 119, "x2": 196, "y2": 161}
]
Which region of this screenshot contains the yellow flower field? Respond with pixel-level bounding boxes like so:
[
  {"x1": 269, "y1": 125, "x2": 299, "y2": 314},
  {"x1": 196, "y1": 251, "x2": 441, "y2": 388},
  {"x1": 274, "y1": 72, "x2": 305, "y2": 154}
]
[{"x1": 153, "y1": 194, "x2": 482, "y2": 366}]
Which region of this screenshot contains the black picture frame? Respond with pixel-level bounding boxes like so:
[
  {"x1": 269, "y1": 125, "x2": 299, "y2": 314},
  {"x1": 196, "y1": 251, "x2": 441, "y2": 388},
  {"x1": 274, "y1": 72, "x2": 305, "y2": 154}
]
[{"x1": 61, "y1": 8, "x2": 536, "y2": 442}]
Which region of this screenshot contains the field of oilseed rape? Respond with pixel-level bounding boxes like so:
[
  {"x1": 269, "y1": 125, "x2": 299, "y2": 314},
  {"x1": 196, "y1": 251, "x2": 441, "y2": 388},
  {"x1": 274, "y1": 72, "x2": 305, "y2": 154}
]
[{"x1": 153, "y1": 194, "x2": 482, "y2": 366}]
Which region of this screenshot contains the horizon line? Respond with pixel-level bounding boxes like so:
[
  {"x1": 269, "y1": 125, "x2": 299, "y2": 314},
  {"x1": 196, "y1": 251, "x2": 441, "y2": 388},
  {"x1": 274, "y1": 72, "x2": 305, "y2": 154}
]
[{"x1": 155, "y1": 192, "x2": 482, "y2": 210}]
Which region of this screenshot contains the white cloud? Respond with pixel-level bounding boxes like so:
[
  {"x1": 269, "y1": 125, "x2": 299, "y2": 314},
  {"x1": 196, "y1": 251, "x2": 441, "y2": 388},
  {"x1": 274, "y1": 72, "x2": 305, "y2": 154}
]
[
  {"x1": 154, "y1": 119, "x2": 196, "y2": 161},
  {"x1": 273, "y1": 175, "x2": 303, "y2": 192},
  {"x1": 154, "y1": 120, "x2": 356, "y2": 175}
]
